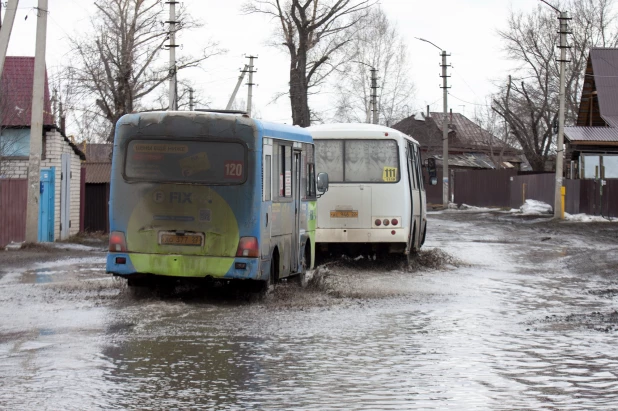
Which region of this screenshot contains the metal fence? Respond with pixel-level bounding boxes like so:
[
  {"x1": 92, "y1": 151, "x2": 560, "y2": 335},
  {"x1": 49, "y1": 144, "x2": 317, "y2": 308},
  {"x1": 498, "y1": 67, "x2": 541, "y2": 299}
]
[
  {"x1": 84, "y1": 183, "x2": 109, "y2": 233},
  {"x1": 509, "y1": 173, "x2": 555, "y2": 209},
  {"x1": 452, "y1": 170, "x2": 618, "y2": 218},
  {"x1": 0, "y1": 179, "x2": 27, "y2": 247},
  {"x1": 454, "y1": 169, "x2": 517, "y2": 208}
]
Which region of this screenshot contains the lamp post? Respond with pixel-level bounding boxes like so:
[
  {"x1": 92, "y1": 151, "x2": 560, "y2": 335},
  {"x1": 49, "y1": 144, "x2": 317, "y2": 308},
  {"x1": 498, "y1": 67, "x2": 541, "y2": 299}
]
[
  {"x1": 417, "y1": 38, "x2": 450, "y2": 208},
  {"x1": 540, "y1": 0, "x2": 569, "y2": 219}
]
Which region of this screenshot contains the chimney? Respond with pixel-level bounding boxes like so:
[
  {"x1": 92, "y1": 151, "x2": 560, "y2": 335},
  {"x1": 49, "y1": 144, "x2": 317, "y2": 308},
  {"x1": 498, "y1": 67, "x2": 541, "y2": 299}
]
[{"x1": 427, "y1": 105, "x2": 430, "y2": 118}]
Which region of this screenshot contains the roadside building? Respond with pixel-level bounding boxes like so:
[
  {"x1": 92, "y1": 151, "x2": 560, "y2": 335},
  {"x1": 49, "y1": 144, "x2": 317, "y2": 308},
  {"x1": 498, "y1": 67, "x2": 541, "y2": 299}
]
[
  {"x1": 0, "y1": 56, "x2": 85, "y2": 246},
  {"x1": 565, "y1": 48, "x2": 618, "y2": 180},
  {"x1": 392, "y1": 111, "x2": 526, "y2": 204}
]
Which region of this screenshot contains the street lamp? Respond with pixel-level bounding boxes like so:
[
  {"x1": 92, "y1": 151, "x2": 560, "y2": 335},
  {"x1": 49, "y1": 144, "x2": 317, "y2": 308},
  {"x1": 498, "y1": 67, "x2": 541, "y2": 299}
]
[
  {"x1": 539, "y1": 0, "x2": 569, "y2": 219},
  {"x1": 416, "y1": 37, "x2": 450, "y2": 208}
]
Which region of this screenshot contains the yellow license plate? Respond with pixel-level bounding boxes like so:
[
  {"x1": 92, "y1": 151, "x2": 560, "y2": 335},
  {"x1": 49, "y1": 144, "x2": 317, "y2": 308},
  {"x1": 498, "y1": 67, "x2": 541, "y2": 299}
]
[
  {"x1": 330, "y1": 210, "x2": 359, "y2": 218},
  {"x1": 160, "y1": 234, "x2": 203, "y2": 246}
]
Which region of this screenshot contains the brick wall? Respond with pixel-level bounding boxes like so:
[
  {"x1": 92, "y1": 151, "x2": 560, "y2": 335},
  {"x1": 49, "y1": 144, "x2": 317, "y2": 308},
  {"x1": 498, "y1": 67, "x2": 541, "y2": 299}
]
[{"x1": 0, "y1": 130, "x2": 82, "y2": 240}]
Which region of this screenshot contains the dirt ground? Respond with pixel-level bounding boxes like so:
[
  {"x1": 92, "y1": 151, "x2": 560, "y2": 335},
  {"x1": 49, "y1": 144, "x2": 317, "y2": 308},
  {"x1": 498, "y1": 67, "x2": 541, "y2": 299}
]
[{"x1": 2, "y1": 212, "x2": 618, "y2": 409}]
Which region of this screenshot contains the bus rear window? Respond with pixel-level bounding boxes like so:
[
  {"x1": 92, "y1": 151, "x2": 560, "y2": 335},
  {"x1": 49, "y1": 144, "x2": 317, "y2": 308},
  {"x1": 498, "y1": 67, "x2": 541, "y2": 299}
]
[
  {"x1": 316, "y1": 139, "x2": 399, "y2": 183},
  {"x1": 124, "y1": 140, "x2": 246, "y2": 184}
]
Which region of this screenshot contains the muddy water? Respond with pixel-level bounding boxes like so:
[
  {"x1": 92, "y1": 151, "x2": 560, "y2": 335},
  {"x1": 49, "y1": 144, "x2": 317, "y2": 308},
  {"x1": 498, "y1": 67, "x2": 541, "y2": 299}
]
[{"x1": 1, "y1": 213, "x2": 617, "y2": 410}]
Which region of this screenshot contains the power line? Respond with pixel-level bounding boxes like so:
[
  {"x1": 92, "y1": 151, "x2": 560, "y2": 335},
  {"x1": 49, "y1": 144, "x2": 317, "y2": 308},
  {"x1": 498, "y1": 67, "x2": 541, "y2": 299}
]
[{"x1": 448, "y1": 92, "x2": 492, "y2": 107}]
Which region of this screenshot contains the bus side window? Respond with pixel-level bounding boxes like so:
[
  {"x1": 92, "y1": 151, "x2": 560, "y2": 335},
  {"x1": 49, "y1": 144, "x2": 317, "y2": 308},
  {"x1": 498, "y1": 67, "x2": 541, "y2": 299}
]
[
  {"x1": 275, "y1": 143, "x2": 293, "y2": 199},
  {"x1": 264, "y1": 155, "x2": 271, "y2": 201},
  {"x1": 407, "y1": 142, "x2": 417, "y2": 190}
]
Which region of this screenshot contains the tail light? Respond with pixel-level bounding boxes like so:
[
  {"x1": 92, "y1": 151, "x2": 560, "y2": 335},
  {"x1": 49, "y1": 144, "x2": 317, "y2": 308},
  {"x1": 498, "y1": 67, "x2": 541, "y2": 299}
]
[
  {"x1": 391, "y1": 218, "x2": 399, "y2": 226},
  {"x1": 374, "y1": 219, "x2": 382, "y2": 226},
  {"x1": 236, "y1": 237, "x2": 259, "y2": 258},
  {"x1": 109, "y1": 231, "x2": 127, "y2": 252},
  {"x1": 383, "y1": 219, "x2": 390, "y2": 226}
]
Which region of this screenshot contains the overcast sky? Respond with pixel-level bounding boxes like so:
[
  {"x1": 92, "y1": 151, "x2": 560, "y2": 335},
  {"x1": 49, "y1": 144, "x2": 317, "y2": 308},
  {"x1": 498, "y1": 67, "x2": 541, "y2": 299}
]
[{"x1": 4, "y1": 0, "x2": 545, "y2": 134}]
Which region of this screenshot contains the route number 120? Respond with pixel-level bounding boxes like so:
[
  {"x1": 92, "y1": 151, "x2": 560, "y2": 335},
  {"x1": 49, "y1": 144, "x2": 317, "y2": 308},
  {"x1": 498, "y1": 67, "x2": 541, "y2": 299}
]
[{"x1": 224, "y1": 161, "x2": 243, "y2": 179}]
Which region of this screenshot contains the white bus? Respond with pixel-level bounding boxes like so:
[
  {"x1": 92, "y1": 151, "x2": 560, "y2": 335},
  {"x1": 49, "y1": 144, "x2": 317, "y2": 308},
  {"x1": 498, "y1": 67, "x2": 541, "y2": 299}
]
[{"x1": 308, "y1": 123, "x2": 433, "y2": 261}]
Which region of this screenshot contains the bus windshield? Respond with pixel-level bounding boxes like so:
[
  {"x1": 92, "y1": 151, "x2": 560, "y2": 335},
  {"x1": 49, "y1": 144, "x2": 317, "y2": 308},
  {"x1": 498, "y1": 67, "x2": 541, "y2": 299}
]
[
  {"x1": 315, "y1": 139, "x2": 399, "y2": 183},
  {"x1": 124, "y1": 139, "x2": 246, "y2": 184}
]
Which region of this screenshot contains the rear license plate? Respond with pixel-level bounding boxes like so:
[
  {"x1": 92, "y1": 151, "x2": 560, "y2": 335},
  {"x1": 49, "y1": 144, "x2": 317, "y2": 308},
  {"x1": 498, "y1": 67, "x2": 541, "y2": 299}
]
[
  {"x1": 330, "y1": 210, "x2": 359, "y2": 218},
  {"x1": 159, "y1": 233, "x2": 203, "y2": 246}
]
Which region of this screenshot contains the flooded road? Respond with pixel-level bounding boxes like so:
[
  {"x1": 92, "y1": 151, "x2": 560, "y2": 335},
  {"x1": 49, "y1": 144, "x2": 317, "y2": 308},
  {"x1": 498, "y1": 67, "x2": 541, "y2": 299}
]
[{"x1": 1, "y1": 212, "x2": 617, "y2": 410}]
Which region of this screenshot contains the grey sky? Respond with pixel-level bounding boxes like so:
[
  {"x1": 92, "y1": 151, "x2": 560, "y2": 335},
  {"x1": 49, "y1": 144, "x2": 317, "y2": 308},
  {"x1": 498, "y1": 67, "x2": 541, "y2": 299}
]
[{"x1": 5, "y1": 0, "x2": 545, "y2": 134}]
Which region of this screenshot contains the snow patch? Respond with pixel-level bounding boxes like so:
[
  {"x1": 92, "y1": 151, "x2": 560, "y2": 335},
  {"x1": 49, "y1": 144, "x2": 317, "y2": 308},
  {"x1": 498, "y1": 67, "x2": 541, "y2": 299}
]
[
  {"x1": 519, "y1": 199, "x2": 552, "y2": 215},
  {"x1": 565, "y1": 213, "x2": 617, "y2": 223}
]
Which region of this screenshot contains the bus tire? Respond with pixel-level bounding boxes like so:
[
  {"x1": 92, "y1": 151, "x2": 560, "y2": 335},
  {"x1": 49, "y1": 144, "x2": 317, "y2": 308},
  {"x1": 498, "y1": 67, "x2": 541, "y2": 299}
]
[
  {"x1": 266, "y1": 249, "x2": 279, "y2": 292},
  {"x1": 420, "y1": 223, "x2": 427, "y2": 247},
  {"x1": 292, "y1": 243, "x2": 309, "y2": 288}
]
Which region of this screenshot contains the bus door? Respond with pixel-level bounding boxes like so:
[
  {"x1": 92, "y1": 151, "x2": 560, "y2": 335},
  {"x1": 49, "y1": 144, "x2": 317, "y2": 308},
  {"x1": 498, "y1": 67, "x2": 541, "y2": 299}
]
[
  {"x1": 262, "y1": 140, "x2": 273, "y2": 259},
  {"x1": 406, "y1": 141, "x2": 421, "y2": 250},
  {"x1": 293, "y1": 150, "x2": 302, "y2": 272},
  {"x1": 414, "y1": 144, "x2": 427, "y2": 246}
]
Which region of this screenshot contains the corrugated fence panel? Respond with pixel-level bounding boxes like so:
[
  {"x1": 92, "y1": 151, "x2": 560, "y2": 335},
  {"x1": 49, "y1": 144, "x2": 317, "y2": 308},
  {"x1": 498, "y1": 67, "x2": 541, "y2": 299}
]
[
  {"x1": 564, "y1": 180, "x2": 580, "y2": 215},
  {"x1": 606, "y1": 180, "x2": 618, "y2": 218},
  {"x1": 0, "y1": 179, "x2": 28, "y2": 247},
  {"x1": 84, "y1": 183, "x2": 109, "y2": 233},
  {"x1": 579, "y1": 180, "x2": 597, "y2": 215},
  {"x1": 454, "y1": 169, "x2": 515, "y2": 208},
  {"x1": 510, "y1": 173, "x2": 555, "y2": 209}
]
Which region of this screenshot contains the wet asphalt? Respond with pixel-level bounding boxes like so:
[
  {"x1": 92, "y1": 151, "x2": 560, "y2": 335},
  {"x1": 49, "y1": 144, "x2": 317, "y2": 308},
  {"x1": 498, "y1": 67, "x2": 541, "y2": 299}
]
[{"x1": 0, "y1": 211, "x2": 617, "y2": 410}]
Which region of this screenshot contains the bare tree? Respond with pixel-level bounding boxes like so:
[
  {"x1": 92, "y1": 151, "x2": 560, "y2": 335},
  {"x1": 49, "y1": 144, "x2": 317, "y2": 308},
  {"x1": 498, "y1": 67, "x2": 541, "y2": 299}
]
[
  {"x1": 61, "y1": 0, "x2": 223, "y2": 142},
  {"x1": 472, "y1": 98, "x2": 521, "y2": 169},
  {"x1": 493, "y1": 0, "x2": 618, "y2": 171},
  {"x1": 243, "y1": 0, "x2": 375, "y2": 127},
  {"x1": 332, "y1": 6, "x2": 415, "y2": 126}
]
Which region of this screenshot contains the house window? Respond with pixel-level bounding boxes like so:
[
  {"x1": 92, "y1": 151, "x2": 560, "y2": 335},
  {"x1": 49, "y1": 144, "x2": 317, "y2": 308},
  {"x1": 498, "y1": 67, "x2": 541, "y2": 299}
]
[{"x1": 0, "y1": 129, "x2": 30, "y2": 157}]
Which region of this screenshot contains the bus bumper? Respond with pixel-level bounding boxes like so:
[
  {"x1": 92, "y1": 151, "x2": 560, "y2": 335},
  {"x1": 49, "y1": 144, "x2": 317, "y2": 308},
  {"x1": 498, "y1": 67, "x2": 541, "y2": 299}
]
[
  {"x1": 106, "y1": 253, "x2": 262, "y2": 280},
  {"x1": 316, "y1": 228, "x2": 409, "y2": 243}
]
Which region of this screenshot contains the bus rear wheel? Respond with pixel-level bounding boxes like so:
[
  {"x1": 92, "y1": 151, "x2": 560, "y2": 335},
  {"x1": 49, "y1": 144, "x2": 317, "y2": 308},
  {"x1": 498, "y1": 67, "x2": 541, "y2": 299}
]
[
  {"x1": 292, "y1": 244, "x2": 309, "y2": 288},
  {"x1": 263, "y1": 250, "x2": 279, "y2": 293}
]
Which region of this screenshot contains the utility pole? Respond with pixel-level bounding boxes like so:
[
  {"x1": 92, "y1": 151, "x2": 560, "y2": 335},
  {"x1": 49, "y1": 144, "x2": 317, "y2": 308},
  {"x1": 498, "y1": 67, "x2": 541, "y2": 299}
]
[
  {"x1": 370, "y1": 68, "x2": 379, "y2": 124},
  {"x1": 540, "y1": 0, "x2": 570, "y2": 219},
  {"x1": 25, "y1": 0, "x2": 48, "y2": 243},
  {"x1": 0, "y1": 0, "x2": 20, "y2": 80},
  {"x1": 553, "y1": 10, "x2": 570, "y2": 219},
  {"x1": 440, "y1": 50, "x2": 451, "y2": 208},
  {"x1": 416, "y1": 37, "x2": 450, "y2": 208},
  {"x1": 245, "y1": 56, "x2": 257, "y2": 116},
  {"x1": 189, "y1": 88, "x2": 194, "y2": 111},
  {"x1": 51, "y1": 88, "x2": 58, "y2": 124},
  {"x1": 226, "y1": 64, "x2": 248, "y2": 110},
  {"x1": 166, "y1": 1, "x2": 179, "y2": 111}
]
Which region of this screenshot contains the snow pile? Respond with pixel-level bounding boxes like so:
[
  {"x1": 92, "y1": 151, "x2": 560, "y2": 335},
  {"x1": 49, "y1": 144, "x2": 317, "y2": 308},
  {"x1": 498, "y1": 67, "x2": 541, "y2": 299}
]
[
  {"x1": 458, "y1": 204, "x2": 499, "y2": 212},
  {"x1": 520, "y1": 199, "x2": 552, "y2": 215},
  {"x1": 565, "y1": 213, "x2": 616, "y2": 223}
]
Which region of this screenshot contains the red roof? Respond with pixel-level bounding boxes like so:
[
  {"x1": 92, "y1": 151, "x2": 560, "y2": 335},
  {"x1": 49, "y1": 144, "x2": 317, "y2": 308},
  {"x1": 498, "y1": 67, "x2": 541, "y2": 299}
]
[{"x1": 0, "y1": 56, "x2": 55, "y2": 127}]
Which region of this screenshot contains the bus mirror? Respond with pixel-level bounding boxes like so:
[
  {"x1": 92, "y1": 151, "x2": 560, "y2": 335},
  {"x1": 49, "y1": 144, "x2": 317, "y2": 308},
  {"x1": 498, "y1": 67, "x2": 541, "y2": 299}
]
[
  {"x1": 427, "y1": 158, "x2": 437, "y2": 185},
  {"x1": 317, "y1": 172, "x2": 329, "y2": 197}
]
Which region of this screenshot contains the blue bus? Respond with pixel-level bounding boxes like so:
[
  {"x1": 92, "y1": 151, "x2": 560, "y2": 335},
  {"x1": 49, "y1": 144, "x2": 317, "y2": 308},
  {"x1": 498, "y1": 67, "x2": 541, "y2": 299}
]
[{"x1": 106, "y1": 111, "x2": 327, "y2": 289}]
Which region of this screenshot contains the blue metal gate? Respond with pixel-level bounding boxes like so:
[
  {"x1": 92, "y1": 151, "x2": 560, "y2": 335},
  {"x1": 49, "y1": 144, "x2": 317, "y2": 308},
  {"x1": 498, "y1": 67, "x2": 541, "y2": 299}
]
[{"x1": 38, "y1": 167, "x2": 55, "y2": 242}]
